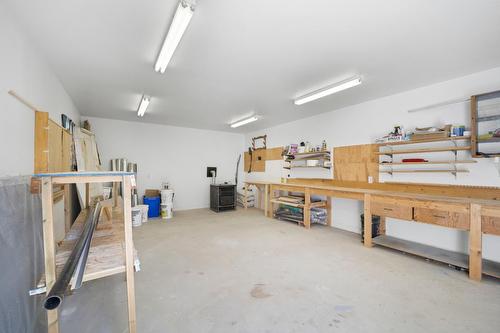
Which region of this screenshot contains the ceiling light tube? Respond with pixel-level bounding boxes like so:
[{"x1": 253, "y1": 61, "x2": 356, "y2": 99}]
[
  {"x1": 154, "y1": 1, "x2": 195, "y2": 73},
  {"x1": 230, "y1": 116, "x2": 259, "y2": 128},
  {"x1": 137, "y1": 95, "x2": 151, "y2": 117},
  {"x1": 294, "y1": 76, "x2": 362, "y2": 105}
]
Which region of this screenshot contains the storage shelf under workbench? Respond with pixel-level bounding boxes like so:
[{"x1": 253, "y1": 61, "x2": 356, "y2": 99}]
[{"x1": 372, "y1": 235, "x2": 500, "y2": 279}]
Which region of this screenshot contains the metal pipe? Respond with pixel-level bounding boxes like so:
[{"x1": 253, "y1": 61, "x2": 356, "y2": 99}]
[{"x1": 43, "y1": 203, "x2": 101, "y2": 310}]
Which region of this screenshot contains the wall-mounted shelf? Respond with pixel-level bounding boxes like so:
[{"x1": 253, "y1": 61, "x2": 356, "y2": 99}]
[
  {"x1": 283, "y1": 165, "x2": 331, "y2": 170},
  {"x1": 381, "y1": 169, "x2": 469, "y2": 175},
  {"x1": 478, "y1": 137, "x2": 500, "y2": 143},
  {"x1": 380, "y1": 160, "x2": 476, "y2": 166},
  {"x1": 286, "y1": 151, "x2": 330, "y2": 158},
  {"x1": 377, "y1": 146, "x2": 471, "y2": 156},
  {"x1": 378, "y1": 136, "x2": 470, "y2": 147},
  {"x1": 477, "y1": 114, "x2": 500, "y2": 122}
]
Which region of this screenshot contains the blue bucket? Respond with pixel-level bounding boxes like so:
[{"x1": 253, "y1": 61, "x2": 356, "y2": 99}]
[{"x1": 143, "y1": 196, "x2": 160, "y2": 218}]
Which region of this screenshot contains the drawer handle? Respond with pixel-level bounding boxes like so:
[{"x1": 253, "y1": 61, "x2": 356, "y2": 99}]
[
  {"x1": 433, "y1": 214, "x2": 446, "y2": 219},
  {"x1": 383, "y1": 208, "x2": 393, "y2": 211}
]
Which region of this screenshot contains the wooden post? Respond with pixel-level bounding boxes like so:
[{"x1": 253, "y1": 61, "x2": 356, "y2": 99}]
[
  {"x1": 41, "y1": 178, "x2": 59, "y2": 333},
  {"x1": 122, "y1": 176, "x2": 137, "y2": 332},
  {"x1": 379, "y1": 216, "x2": 386, "y2": 235},
  {"x1": 363, "y1": 193, "x2": 372, "y2": 247},
  {"x1": 112, "y1": 182, "x2": 119, "y2": 207},
  {"x1": 244, "y1": 184, "x2": 248, "y2": 209},
  {"x1": 469, "y1": 203, "x2": 482, "y2": 281},
  {"x1": 264, "y1": 184, "x2": 269, "y2": 217},
  {"x1": 326, "y1": 197, "x2": 332, "y2": 226},
  {"x1": 304, "y1": 188, "x2": 311, "y2": 229},
  {"x1": 268, "y1": 185, "x2": 274, "y2": 218},
  {"x1": 63, "y1": 184, "x2": 72, "y2": 232}
]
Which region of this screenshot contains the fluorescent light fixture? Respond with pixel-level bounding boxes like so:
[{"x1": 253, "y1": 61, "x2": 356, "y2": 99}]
[
  {"x1": 154, "y1": 1, "x2": 194, "y2": 73},
  {"x1": 230, "y1": 116, "x2": 259, "y2": 128},
  {"x1": 137, "y1": 95, "x2": 151, "y2": 117},
  {"x1": 294, "y1": 76, "x2": 362, "y2": 105}
]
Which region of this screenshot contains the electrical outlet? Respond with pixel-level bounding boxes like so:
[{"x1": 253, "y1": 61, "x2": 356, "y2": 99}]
[{"x1": 207, "y1": 167, "x2": 217, "y2": 178}]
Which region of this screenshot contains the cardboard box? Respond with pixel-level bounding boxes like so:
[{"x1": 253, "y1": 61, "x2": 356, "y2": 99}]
[{"x1": 144, "y1": 189, "x2": 160, "y2": 197}]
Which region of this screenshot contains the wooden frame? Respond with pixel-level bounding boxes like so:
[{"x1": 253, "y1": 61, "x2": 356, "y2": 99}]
[{"x1": 37, "y1": 172, "x2": 137, "y2": 333}]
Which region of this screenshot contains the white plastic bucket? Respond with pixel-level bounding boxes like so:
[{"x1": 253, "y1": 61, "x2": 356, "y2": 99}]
[
  {"x1": 132, "y1": 207, "x2": 142, "y2": 227},
  {"x1": 137, "y1": 204, "x2": 149, "y2": 223},
  {"x1": 161, "y1": 189, "x2": 174, "y2": 204},
  {"x1": 160, "y1": 203, "x2": 173, "y2": 219}
]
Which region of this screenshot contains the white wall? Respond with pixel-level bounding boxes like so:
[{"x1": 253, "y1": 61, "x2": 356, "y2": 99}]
[
  {"x1": 0, "y1": 3, "x2": 80, "y2": 177},
  {"x1": 85, "y1": 117, "x2": 245, "y2": 211},
  {"x1": 245, "y1": 66, "x2": 500, "y2": 262}
]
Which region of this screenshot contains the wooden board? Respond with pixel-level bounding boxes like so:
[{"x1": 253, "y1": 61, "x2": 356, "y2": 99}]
[
  {"x1": 35, "y1": 111, "x2": 49, "y2": 173},
  {"x1": 285, "y1": 178, "x2": 500, "y2": 201},
  {"x1": 265, "y1": 147, "x2": 284, "y2": 160},
  {"x1": 74, "y1": 128, "x2": 103, "y2": 207},
  {"x1": 334, "y1": 144, "x2": 379, "y2": 182}
]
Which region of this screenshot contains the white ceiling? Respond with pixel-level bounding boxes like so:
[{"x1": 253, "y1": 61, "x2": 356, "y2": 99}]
[{"x1": 4, "y1": 0, "x2": 500, "y2": 133}]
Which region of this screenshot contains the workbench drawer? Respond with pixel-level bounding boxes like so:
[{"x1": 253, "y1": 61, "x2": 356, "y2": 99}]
[
  {"x1": 371, "y1": 202, "x2": 413, "y2": 220},
  {"x1": 413, "y1": 208, "x2": 469, "y2": 230},
  {"x1": 482, "y1": 216, "x2": 500, "y2": 236}
]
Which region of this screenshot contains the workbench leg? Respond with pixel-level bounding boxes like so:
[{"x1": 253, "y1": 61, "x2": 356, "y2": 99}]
[
  {"x1": 469, "y1": 203, "x2": 482, "y2": 281},
  {"x1": 42, "y1": 178, "x2": 59, "y2": 333},
  {"x1": 123, "y1": 176, "x2": 137, "y2": 332},
  {"x1": 363, "y1": 194, "x2": 372, "y2": 247},
  {"x1": 326, "y1": 197, "x2": 332, "y2": 226},
  {"x1": 264, "y1": 184, "x2": 269, "y2": 217},
  {"x1": 304, "y1": 188, "x2": 311, "y2": 229},
  {"x1": 379, "y1": 216, "x2": 386, "y2": 235},
  {"x1": 268, "y1": 185, "x2": 275, "y2": 218},
  {"x1": 244, "y1": 185, "x2": 248, "y2": 209}
]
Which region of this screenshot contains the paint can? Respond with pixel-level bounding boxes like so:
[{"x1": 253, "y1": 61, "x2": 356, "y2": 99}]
[
  {"x1": 161, "y1": 189, "x2": 174, "y2": 204},
  {"x1": 161, "y1": 203, "x2": 173, "y2": 219},
  {"x1": 137, "y1": 204, "x2": 149, "y2": 223},
  {"x1": 132, "y1": 207, "x2": 142, "y2": 227},
  {"x1": 127, "y1": 163, "x2": 138, "y2": 173}
]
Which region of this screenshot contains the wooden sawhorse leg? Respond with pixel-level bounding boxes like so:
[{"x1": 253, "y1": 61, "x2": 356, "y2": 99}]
[
  {"x1": 123, "y1": 176, "x2": 137, "y2": 332},
  {"x1": 469, "y1": 203, "x2": 482, "y2": 281}
]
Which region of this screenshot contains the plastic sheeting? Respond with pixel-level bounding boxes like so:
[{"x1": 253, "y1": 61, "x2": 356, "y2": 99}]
[{"x1": 0, "y1": 176, "x2": 46, "y2": 333}]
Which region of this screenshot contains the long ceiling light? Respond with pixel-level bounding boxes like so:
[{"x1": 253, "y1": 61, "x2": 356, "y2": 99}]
[
  {"x1": 154, "y1": 1, "x2": 195, "y2": 73},
  {"x1": 137, "y1": 95, "x2": 151, "y2": 117},
  {"x1": 230, "y1": 116, "x2": 259, "y2": 128},
  {"x1": 294, "y1": 76, "x2": 362, "y2": 105}
]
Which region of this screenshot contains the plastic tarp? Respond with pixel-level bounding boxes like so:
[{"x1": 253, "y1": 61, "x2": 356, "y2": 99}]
[{"x1": 0, "y1": 176, "x2": 46, "y2": 333}]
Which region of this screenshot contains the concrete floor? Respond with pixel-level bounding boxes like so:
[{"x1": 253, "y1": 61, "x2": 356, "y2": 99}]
[{"x1": 59, "y1": 208, "x2": 500, "y2": 333}]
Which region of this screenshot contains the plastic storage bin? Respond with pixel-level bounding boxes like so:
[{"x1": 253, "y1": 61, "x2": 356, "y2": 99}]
[{"x1": 143, "y1": 196, "x2": 160, "y2": 218}]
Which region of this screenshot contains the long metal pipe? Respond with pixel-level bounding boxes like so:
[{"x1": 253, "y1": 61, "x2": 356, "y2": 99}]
[{"x1": 43, "y1": 203, "x2": 101, "y2": 310}]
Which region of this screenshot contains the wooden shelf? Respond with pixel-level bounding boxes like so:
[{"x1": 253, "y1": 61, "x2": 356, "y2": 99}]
[
  {"x1": 372, "y1": 235, "x2": 500, "y2": 279},
  {"x1": 378, "y1": 136, "x2": 470, "y2": 147},
  {"x1": 381, "y1": 169, "x2": 469, "y2": 174},
  {"x1": 270, "y1": 199, "x2": 326, "y2": 208},
  {"x1": 287, "y1": 151, "x2": 330, "y2": 158},
  {"x1": 284, "y1": 165, "x2": 331, "y2": 170},
  {"x1": 377, "y1": 146, "x2": 471, "y2": 156},
  {"x1": 477, "y1": 114, "x2": 500, "y2": 122},
  {"x1": 380, "y1": 160, "x2": 476, "y2": 166},
  {"x1": 38, "y1": 206, "x2": 138, "y2": 288},
  {"x1": 285, "y1": 157, "x2": 330, "y2": 162},
  {"x1": 478, "y1": 137, "x2": 500, "y2": 143}
]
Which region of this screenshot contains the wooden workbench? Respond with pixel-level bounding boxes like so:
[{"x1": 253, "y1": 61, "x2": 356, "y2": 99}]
[
  {"x1": 248, "y1": 179, "x2": 500, "y2": 281},
  {"x1": 36, "y1": 172, "x2": 137, "y2": 333}
]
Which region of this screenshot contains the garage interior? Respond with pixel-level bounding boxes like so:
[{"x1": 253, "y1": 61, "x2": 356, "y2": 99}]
[{"x1": 1, "y1": 1, "x2": 500, "y2": 332}]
